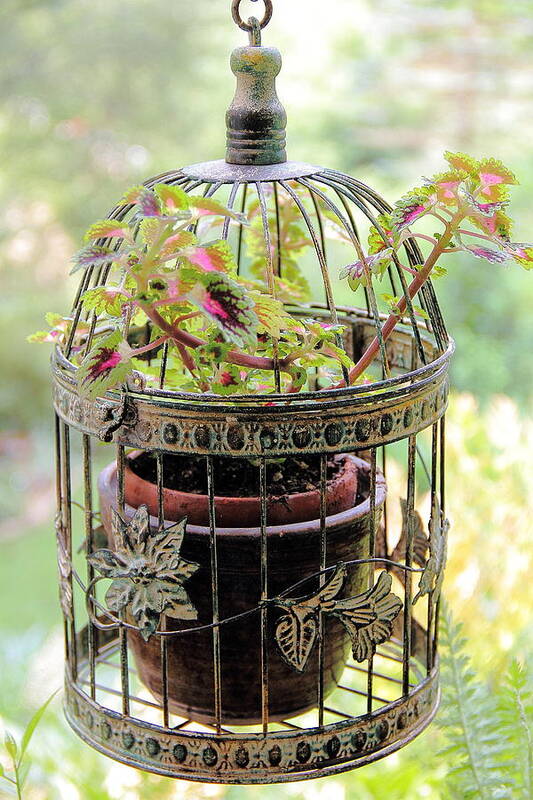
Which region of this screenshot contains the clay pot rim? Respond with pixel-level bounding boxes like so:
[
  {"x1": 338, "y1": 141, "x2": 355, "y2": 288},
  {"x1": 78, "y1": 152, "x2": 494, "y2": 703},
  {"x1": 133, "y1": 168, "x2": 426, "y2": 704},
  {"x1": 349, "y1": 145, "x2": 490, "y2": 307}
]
[
  {"x1": 124, "y1": 447, "x2": 355, "y2": 507},
  {"x1": 98, "y1": 454, "x2": 387, "y2": 537}
]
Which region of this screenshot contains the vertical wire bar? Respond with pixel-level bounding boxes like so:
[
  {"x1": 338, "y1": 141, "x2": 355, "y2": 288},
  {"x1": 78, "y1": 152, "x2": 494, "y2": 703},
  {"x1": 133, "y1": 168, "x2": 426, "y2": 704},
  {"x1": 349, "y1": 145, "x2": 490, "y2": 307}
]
[
  {"x1": 273, "y1": 182, "x2": 282, "y2": 276},
  {"x1": 403, "y1": 435, "x2": 417, "y2": 695},
  {"x1": 159, "y1": 341, "x2": 169, "y2": 390},
  {"x1": 222, "y1": 182, "x2": 241, "y2": 241},
  {"x1": 116, "y1": 444, "x2": 130, "y2": 715},
  {"x1": 256, "y1": 182, "x2": 281, "y2": 392},
  {"x1": 157, "y1": 452, "x2": 169, "y2": 727},
  {"x1": 259, "y1": 458, "x2": 270, "y2": 734},
  {"x1": 298, "y1": 178, "x2": 388, "y2": 380},
  {"x1": 280, "y1": 181, "x2": 350, "y2": 384},
  {"x1": 207, "y1": 456, "x2": 222, "y2": 733},
  {"x1": 60, "y1": 422, "x2": 77, "y2": 680},
  {"x1": 433, "y1": 414, "x2": 446, "y2": 662},
  {"x1": 237, "y1": 184, "x2": 248, "y2": 273},
  {"x1": 426, "y1": 421, "x2": 439, "y2": 674},
  {"x1": 367, "y1": 449, "x2": 377, "y2": 713},
  {"x1": 82, "y1": 435, "x2": 97, "y2": 700},
  {"x1": 317, "y1": 453, "x2": 327, "y2": 726},
  {"x1": 55, "y1": 414, "x2": 70, "y2": 663}
]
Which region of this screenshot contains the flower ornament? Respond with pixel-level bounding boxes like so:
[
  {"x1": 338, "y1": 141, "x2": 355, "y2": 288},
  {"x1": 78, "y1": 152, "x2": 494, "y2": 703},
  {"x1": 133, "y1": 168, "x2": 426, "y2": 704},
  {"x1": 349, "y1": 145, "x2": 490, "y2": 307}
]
[
  {"x1": 273, "y1": 566, "x2": 403, "y2": 672},
  {"x1": 88, "y1": 505, "x2": 199, "y2": 641}
]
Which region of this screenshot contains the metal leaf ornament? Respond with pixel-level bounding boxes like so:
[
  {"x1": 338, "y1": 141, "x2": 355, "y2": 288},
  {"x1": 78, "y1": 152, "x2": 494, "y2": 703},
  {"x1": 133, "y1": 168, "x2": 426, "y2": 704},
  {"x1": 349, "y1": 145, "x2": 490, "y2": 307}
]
[
  {"x1": 273, "y1": 566, "x2": 403, "y2": 671},
  {"x1": 88, "y1": 505, "x2": 199, "y2": 641},
  {"x1": 392, "y1": 499, "x2": 430, "y2": 568},
  {"x1": 331, "y1": 572, "x2": 403, "y2": 663},
  {"x1": 413, "y1": 505, "x2": 449, "y2": 605},
  {"x1": 274, "y1": 565, "x2": 347, "y2": 672}
]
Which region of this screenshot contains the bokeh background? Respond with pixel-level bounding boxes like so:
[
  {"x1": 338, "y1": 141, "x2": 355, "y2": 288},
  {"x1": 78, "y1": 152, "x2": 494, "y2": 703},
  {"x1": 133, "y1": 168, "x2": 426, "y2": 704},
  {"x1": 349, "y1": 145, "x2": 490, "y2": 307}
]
[{"x1": 1, "y1": 0, "x2": 532, "y2": 797}]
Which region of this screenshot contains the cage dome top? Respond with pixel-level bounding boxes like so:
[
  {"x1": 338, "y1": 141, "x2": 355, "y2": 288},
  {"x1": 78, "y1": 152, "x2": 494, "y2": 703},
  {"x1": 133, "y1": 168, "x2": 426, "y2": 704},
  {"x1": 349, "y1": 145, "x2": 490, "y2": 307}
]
[{"x1": 52, "y1": 0, "x2": 452, "y2": 457}]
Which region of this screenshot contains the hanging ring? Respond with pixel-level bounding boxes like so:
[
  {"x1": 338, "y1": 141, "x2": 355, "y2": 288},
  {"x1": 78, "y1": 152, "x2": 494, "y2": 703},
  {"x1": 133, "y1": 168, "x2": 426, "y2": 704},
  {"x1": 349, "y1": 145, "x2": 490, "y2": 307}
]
[{"x1": 231, "y1": 0, "x2": 273, "y2": 33}]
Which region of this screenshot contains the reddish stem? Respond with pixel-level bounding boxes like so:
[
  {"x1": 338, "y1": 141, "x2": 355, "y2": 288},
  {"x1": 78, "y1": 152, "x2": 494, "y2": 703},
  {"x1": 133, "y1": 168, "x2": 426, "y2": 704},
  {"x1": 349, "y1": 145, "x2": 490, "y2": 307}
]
[{"x1": 333, "y1": 217, "x2": 459, "y2": 389}]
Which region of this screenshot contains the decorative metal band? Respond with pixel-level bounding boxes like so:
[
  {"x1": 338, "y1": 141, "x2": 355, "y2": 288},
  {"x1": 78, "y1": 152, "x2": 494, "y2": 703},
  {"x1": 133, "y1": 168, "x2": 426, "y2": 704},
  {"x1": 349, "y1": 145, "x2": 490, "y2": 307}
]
[
  {"x1": 52, "y1": 364, "x2": 449, "y2": 456},
  {"x1": 64, "y1": 660, "x2": 439, "y2": 784}
]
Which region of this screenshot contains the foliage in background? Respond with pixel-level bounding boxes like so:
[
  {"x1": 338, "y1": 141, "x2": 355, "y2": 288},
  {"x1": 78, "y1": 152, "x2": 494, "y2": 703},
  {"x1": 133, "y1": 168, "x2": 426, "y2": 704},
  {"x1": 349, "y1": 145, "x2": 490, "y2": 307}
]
[
  {"x1": 438, "y1": 604, "x2": 532, "y2": 798},
  {"x1": 1, "y1": 692, "x2": 58, "y2": 798}
]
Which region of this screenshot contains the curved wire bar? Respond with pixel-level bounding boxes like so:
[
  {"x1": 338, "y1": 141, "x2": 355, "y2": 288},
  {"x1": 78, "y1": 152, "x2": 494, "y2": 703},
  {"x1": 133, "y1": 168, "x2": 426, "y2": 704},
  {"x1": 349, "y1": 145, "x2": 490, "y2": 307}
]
[{"x1": 78, "y1": 556, "x2": 424, "y2": 638}]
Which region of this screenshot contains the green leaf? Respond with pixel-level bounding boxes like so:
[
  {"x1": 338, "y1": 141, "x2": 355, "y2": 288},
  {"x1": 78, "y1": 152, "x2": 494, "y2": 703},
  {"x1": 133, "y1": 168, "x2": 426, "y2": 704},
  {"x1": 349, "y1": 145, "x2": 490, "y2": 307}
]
[
  {"x1": 4, "y1": 731, "x2": 17, "y2": 761},
  {"x1": 81, "y1": 286, "x2": 130, "y2": 317},
  {"x1": 188, "y1": 195, "x2": 247, "y2": 222},
  {"x1": 77, "y1": 330, "x2": 133, "y2": 399},
  {"x1": 154, "y1": 183, "x2": 191, "y2": 213},
  {"x1": 20, "y1": 689, "x2": 60, "y2": 761},
  {"x1": 444, "y1": 151, "x2": 479, "y2": 175},
  {"x1": 84, "y1": 219, "x2": 133, "y2": 243}
]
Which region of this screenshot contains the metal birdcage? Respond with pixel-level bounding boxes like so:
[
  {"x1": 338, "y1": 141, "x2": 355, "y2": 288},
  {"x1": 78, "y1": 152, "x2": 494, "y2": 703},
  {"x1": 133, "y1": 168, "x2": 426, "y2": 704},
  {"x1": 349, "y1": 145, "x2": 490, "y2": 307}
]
[{"x1": 52, "y1": 0, "x2": 452, "y2": 784}]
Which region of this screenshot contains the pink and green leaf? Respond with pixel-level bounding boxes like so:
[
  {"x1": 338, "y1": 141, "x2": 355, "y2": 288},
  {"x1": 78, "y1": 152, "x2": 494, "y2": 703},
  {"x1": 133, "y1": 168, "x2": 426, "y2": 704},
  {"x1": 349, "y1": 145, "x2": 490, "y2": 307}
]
[
  {"x1": 477, "y1": 158, "x2": 518, "y2": 197},
  {"x1": 340, "y1": 249, "x2": 393, "y2": 289},
  {"x1": 429, "y1": 169, "x2": 468, "y2": 205},
  {"x1": 70, "y1": 244, "x2": 117, "y2": 274},
  {"x1": 77, "y1": 330, "x2": 133, "y2": 398},
  {"x1": 84, "y1": 220, "x2": 134, "y2": 243},
  {"x1": 120, "y1": 186, "x2": 161, "y2": 217},
  {"x1": 465, "y1": 245, "x2": 510, "y2": 264},
  {"x1": 469, "y1": 210, "x2": 513, "y2": 240},
  {"x1": 159, "y1": 231, "x2": 197, "y2": 261},
  {"x1": 391, "y1": 190, "x2": 435, "y2": 231},
  {"x1": 368, "y1": 213, "x2": 397, "y2": 254},
  {"x1": 154, "y1": 184, "x2": 191, "y2": 213},
  {"x1": 184, "y1": 240, "x2": 237, "y2": 274},
  {"x1": 81, "y1": 286, "x2": 131, "y2": 317},
  {"x1": 506, "y1": 243, "x2": 533, "y2": 269},
  {"x1": 188, "y1": 274, "x2": 258, "y2": 348},
  {"x1": 187, "y1": 196, "x2": 248, "y2": 223}
]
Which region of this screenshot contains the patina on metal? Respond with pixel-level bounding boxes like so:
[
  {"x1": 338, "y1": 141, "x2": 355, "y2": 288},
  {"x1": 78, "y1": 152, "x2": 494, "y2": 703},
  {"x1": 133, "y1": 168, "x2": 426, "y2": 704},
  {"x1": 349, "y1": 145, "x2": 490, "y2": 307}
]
[
  {"x1": 51, "y1": 0, "x2": 453, "y2": 785},
  {"x1": 226, "y1": 1, "x2": 286, "y2": 165}
]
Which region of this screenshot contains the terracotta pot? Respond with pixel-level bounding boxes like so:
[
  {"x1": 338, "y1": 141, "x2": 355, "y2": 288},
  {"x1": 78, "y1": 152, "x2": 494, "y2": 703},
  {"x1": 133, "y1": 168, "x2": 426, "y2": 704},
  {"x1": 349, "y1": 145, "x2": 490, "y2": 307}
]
[
  {"x1": 98, "y1": 454, "x2": 386, "y2": 725},
  {"x1": 123, "y1": 451, "x2": 359, "y2": 527}
]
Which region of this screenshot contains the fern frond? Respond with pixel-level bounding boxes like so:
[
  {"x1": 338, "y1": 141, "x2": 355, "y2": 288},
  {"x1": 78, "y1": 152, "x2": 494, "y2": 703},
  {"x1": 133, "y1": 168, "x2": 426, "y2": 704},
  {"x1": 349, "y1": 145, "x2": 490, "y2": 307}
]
[
  {"x1": 438, "y1": 601, "x2": 515, "y2": 799},
  {"x1": 497, "y1": 659, "x2": 533, "y2": 798}
]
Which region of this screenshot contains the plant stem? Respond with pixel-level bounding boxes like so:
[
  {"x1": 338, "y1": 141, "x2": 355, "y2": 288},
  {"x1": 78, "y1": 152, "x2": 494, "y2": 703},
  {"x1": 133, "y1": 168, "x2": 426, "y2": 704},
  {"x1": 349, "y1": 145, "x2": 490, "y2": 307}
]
[
  {"x1": 334, "y1": 213, "x2": 462, "y2": 387},
  {"x1": 130, "y1": 335, "x2": 169, "y2": 357},
  {"x1": 140, "y1": 304, "x2": 294, "y2": 375}
]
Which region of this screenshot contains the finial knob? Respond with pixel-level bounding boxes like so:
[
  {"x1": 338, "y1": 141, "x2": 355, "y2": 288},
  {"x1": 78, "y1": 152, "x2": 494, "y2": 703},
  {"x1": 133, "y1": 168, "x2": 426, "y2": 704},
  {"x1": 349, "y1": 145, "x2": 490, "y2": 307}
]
[{"x1": 225, "y1": 45, "x2": 287, "y2": 166}]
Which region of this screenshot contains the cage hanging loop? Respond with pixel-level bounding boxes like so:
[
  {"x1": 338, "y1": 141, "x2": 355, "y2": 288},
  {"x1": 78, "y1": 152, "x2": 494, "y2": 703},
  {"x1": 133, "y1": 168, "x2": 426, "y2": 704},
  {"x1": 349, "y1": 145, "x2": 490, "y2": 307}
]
[
  {"x1": 247, "y1": 16, "x2": 262, "y2": 46},
  {"x1": 231, "y1": 0, "x2": 273, "y2": 34}
]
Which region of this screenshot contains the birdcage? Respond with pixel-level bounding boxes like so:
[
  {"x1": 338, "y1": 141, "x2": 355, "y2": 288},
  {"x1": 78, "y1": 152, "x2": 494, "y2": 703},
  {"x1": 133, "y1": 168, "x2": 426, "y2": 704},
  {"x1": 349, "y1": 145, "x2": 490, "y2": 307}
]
[{"x1": 51, "y1": 0, "x2": 452, "y2": 783}]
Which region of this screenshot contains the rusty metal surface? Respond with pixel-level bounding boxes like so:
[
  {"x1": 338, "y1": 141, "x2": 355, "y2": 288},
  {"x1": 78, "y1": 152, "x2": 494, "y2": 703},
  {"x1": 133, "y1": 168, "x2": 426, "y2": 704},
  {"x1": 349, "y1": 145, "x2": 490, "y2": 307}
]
[
  {"x1": 226, "y1": 45, "x2": 287, "y2": 165},
  {"x1": 64, "y1": 638, "x2": 439, "y2": 784},
  {"x1": 52, "y1": 360, "x2": 450, "y2": 458}
]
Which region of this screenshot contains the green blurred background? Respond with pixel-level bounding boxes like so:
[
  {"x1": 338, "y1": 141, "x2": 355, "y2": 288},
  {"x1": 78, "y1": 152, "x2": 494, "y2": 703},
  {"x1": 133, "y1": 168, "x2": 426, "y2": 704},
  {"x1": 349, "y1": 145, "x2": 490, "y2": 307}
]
[{"x1": 0, "y1": 1, "x2": 531, "y2": 797}]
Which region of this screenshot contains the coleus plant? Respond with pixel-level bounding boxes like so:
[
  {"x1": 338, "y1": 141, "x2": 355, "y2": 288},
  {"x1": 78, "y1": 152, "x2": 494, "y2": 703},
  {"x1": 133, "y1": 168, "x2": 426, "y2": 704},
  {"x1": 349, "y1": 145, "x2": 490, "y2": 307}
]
[
  {"x1": 32, "y1": 153, "x2": 531, "y2": 398},
  {"x1": 337, "y1": 152, "x2": 532, "y2": 386},
  {"x1": 32, "y1": 182, "x2": 351, "y2": 397}
]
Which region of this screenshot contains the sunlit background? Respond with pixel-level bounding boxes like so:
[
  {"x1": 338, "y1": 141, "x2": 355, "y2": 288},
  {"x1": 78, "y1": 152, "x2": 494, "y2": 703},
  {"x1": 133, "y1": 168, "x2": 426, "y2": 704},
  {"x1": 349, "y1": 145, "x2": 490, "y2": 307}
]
[{"x1": 1, "y1": 1, "x2": 532, "y2": 797}]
